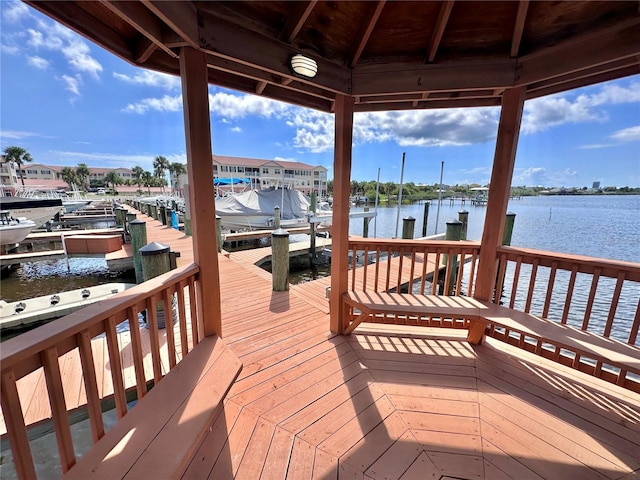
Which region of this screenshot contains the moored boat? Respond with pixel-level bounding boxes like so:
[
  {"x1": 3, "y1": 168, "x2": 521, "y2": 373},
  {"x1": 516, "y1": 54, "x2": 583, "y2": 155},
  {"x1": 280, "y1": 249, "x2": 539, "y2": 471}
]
[
  {"x1": 0, "y1": 195, "x2": 64, "y2": 228},
  {"x1": 0, "y1": 211, "x2": 35, "y2": 245}
]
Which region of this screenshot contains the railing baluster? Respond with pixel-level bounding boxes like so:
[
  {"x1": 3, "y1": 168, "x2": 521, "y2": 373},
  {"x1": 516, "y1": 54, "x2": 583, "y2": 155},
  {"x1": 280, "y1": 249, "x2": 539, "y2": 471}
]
[
  {"x1": 582, "y1": 267, "x2": 601, "y2": 331},
  {"x1": 561, "y1": 265, "x2": 578, "y2": 325},
  {"x1": 524, "y1": 259, "x2": 538, "y2": 313},
  {"x1": 188, "y1": 277, "x2": 199, "y2": 346},
  {"x1": 362, "y1": 245, "x2": 370, "y2": 291},
  {"x1": 431, "y1": 252, "x2": 441, "y2": 295},
  {"x1": 385, "y1": 246, "x2": 392, "y2": 292},
  {"x1": 76, "y1": 329, "x2": 105, "y2": 443},
  {"x1": 467, "y1": 251, "x2": 477, "y2": 297},
  {"x1": 509, "y1": 256, "x2": 522, "y2": 309},
  {"x1": 420, "y1": 250, "x2": 428, "y2": 295},
  {"x1": 628, "y1": 297, "x2": 640, "y2": 345},
  {"x1": 456, "y1": 251, "x2": 466, "y2": 297},
  {"x1": 494, "y1": 252, "x2": 508, "y2": 304},
  {"x1": 374, "y1": 247, "x2": 381, "y2": 292},
  {"x1": 603, "y1": 272, "x2": 625, "y2": 338},
  {"x1": 397, "y1": 246, "x2": 405, "y2": 292},
  {"x1": 163, "y1": 288, "x2": 178, "y2": 369},
  {"x1": 1, "y1": 370, "x2": 36, "y2": 480},
  {"x1": 177, "y1": 280, "x2": 189, "y2": 356},
  {"x1": 146, "y1": 296, "x2": 163, "y2": 383},
  {"x1": 126, "y1": 306, "x2": 148, "y2": 399},
  {"x1": 409, "y1": 248, "x2": 416, "y2": 291},
  {"x1": 542, "y1": 262, "x2": 558, "y2": 318},
  {"x1": 105, "y1": 315, "x2": 127, "y2": 418},
  {"x1": 41, "y1": 346, "x2": 76, "y2": 473},
  {"x1": 443, "y1": 248, "x2": 453, "y2": 296}
]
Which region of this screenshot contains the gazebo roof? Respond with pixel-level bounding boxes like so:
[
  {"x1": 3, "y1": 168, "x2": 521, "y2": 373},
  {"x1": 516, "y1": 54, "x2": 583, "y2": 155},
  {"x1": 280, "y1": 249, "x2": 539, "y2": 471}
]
[{"x1": 26, "y1": 1, "x2": 640, "y2": 112}]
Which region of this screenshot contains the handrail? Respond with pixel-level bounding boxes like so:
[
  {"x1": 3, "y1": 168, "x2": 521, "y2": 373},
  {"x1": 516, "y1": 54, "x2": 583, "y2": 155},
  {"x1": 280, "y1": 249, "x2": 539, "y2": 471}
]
[{"x1": 0, "y1": 263, "x2": 201, "y2": 479}]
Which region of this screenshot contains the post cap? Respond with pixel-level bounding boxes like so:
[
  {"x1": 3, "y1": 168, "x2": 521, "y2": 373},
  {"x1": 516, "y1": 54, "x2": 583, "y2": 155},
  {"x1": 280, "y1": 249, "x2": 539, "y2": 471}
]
[
  {"x1": 140, "y1": 241, "x2": 170, "y2": 256},
  {"x1": 403, "y1": 216, "x2": 416, "y2": 221},
  {"x1": 130, "y1": 219, "x2": 145, "y2": 225},
  {"x1": 272, "y1": 228, "x2": 289, "y2": 237},
  {"x1": 446, "y1": 219, "x2": 463, "y2": 225}
]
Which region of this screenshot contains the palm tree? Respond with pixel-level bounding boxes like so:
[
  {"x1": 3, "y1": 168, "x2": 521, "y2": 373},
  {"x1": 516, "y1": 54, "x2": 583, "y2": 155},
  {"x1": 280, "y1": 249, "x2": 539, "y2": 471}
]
[
  {"x1": 60, "y1": 167, "x2": 78, "y2": 189},
  {"x1": 141, "y1": 171, "x2": 154, "y2": 194},
  {"x1": 104, "y1": 171, "x2": 122, "y2": 191},
  {"x1": 76, "y1": 163, "x2": 90, "y2": 191},
  {"x1": 3, "y1": 146, "x2": 33, "y2": 185},
  {"x1": 168, "y1": 162, "x2": 186, "y2": 193},
  {"x1": 153, "y1": 156, "x2": 169, "y2": 193},
  {"x1": 132, "y1": 165, "x2": 144, "y2": 189}
]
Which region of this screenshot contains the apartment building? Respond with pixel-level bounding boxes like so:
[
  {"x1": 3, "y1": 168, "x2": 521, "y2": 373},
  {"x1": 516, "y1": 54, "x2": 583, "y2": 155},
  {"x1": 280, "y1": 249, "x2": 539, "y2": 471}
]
[{"x1": 211, "y1": 155, "x2": 328, "y2": 196}]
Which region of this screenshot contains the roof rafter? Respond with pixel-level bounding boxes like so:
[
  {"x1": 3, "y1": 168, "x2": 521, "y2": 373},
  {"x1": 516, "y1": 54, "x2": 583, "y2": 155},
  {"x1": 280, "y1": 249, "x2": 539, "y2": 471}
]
[
  {"x1": 279, "y1": 1, "x2": 318, "y2": 44},
  {"x1": 511, "y1": 0, "x2": 529, "y2": 57},
  {"x1": 426, "y1": 0, "x2": 455, "y2": 63},
  {"x1": 141, "y1": 0, "x2": 199, "y2": 49},
  {"x1": 350, "y1": 1, "x2": 386, "y2": 67}
]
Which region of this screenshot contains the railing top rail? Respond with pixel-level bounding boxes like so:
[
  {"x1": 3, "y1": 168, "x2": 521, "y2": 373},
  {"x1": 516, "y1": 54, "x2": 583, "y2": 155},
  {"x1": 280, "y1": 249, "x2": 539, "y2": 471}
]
[
  {"x1": 348, "y1": 237, "x2": 481, "y2": 249},
  {"x1": 1, "y1": 263, "x2": 200, "y2": 371},
  {"x1": 497, "y1": 245, "x2": 640, "y2": 280}
]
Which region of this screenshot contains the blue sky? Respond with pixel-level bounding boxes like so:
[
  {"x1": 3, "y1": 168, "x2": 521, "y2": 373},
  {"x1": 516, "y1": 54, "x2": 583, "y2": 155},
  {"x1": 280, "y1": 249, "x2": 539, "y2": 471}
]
[{"x1": 1, "y1": 1, "x2": 639, "y2": 188}]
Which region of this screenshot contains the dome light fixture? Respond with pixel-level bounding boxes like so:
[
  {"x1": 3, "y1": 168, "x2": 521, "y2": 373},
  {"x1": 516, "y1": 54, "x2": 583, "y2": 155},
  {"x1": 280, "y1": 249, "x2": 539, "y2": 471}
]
[{"x1": 290, "y1": 54, "x2": 318, "y2": 78}]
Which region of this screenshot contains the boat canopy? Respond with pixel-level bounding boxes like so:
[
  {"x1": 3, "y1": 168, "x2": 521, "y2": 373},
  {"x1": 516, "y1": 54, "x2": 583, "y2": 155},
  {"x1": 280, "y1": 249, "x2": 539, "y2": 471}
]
[
  {"x1": 213, "y1": 178, "x2": 251, "y2": 186},
  {"x1": 215, "y1": 188, "x2": 311, "y2": 220}
]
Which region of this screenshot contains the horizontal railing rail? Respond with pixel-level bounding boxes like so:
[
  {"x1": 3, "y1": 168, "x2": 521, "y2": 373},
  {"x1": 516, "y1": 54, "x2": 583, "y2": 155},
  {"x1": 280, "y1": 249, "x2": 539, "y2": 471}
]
[{"x1": 0, "y1": 263, "x2": 201, "y2": 479}]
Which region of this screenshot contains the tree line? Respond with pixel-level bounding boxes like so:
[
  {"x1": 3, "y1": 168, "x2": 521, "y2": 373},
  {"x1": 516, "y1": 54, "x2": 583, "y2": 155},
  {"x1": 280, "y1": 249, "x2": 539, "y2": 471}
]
[{"x1": 1, "y1": 146, "x2": 186, "y2": 194}]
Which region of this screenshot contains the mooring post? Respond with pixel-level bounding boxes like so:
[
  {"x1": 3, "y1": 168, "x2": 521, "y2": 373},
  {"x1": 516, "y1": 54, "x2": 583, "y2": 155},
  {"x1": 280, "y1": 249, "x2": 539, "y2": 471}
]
[
  {"x1": 310, "y1": 192, "x2": 317, "y2": 265},
  {"x1": 502, "y1": 212, "x2": 516, "y2": 246},
  {"x1": 140, "y1": 241, "x2": 173, "y2": 329},
  {"x1": 129, "y1": 219, "x2": 147, "y2": 284},
  {"x1": 165, "y1": 207, "x2": 173, "y2": 227},
  {"x1": 274, "y1": 206, "x2": 281, "y2": 229},
  {"x1": 125, "y1": 212, "x2": 136, "y2": 243},
  {"x1": 443, "y1": 219, "x2": 463, "y2": 295},
  {"x1": 402, "y1": 216, "x2": 416, "y2": 239},
  {"x1": 216, "y1": 215, "x2": 223, "y2": 253},
  {"x1": 363, "y1": 207, "x2": 370, "y2": 238},
  {"x1": 183, "y1": 183, "x2": 192, "y2": 236},
  {"x1": 159, "y1": 205, "x2": 167, "y2": 225},
  {"x1": 272, "y1": 228, "x2": 289, "y2": 291},
  {"x1": 458, "y1": 210, "x2": 469, "y2": 240},
  {"x1": 151, "y1": 204, "x2": 158, "y2": 221},
  {"x1": 421, "y1": 202, "x2": 430, "y2": 237}
]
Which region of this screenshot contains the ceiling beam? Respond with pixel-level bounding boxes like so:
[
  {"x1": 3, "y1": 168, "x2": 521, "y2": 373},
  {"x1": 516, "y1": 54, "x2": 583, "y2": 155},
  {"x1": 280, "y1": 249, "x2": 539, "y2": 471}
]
[
  {"x1": 350, "y1": 1, "x2": 386, "y2": 67},
  {"x1": 511, "y1": 0, "x2": 529, "y2": 57},
  {"x1": 135, "y1": 38, "x2": 158, "y2": 64},
  {"x1": 356, "y1": 97, "x2": 501, "y2": 112},
  {"x1": 141, "y1": 0, "x2": 199, "y2": 49},
  {"x1": 426, "y1": 1, "x2": 455, "y2": 63},
  {"x1": 198, "y1": 10, "x2": 351, "y2": 95},
  {"x1": 256, "y1": 81, "x2": 267, "y2": 95},
  {"x1": 279, "y1": 1, "x2": 318, "y2": 43},
  {"x1": 103, "y1": 1, "x2": 177, "y2": 59}
]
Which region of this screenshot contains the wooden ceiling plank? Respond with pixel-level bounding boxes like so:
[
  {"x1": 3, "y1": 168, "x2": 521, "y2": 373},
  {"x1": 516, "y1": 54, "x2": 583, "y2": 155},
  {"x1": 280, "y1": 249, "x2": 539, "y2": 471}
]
[
  {"x1": 279, "y1": 1, "x2": 318, "y2": 43},
  {"x1": 103, "y1": 1, "x2": 176, "y2": 59},
  {"x1": 426, "y1": 0, "x2": 455, "y2": 63},
  {"x1": 135, "y1": 38, "x2": 158, "y2": 64},
  {"x1": 511, "y1": 0, "x2": 529, "y2": 57},
  {"x1": 256, "y1": 81, "x2": 268, "y2": 95},
  {"x1": 141, "y1": 0, "x2": 199, "y2": 49},
  {"x1": 282, "y1": 78, "x2": 294, "y2": 86},
  {"x1": 198, "y1": 10, "x2": 351, "y2": 95},
  {"x1": 355, "y1": 98, "x2": 501, "y2": 112},
  {"x1": 350, "y1": 1, "x2": 386, "y2": 67},
  {"x1": 24, "y1": 1, "x2": 133, "y2": 62}
]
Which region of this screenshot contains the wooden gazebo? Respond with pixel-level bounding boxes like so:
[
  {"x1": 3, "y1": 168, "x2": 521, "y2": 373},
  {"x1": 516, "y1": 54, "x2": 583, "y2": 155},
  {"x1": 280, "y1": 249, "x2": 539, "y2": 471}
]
[{"x1": 2, "y1": 2, "x2": 639, "y2": 479}]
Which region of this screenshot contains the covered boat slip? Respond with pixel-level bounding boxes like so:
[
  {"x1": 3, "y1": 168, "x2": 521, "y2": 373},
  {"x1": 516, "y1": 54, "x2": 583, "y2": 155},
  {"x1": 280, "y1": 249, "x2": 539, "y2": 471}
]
[{"x1": 4, "y1": 1, "x2": 640, "y2": 479}]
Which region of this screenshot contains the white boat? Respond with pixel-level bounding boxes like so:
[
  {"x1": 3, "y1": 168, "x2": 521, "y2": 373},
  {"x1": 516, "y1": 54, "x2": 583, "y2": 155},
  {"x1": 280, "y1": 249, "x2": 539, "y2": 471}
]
[
  {"x1": 0, "y1": 211, "x2": 36, "y2": 245},
  {"x1": 0, "y1": 282, "x2": 136, "y2": 330},
  {"x1": 0, "y1": 195, "x2": 64, "y2": 228}
]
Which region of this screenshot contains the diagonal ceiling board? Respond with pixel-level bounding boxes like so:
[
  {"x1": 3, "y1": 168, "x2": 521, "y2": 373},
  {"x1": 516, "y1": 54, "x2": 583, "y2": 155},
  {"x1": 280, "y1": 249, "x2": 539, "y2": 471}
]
[
  {"x1": 141, "y1": 0, "x2": 199, "y2": 49},
  {"x1": 511, "y1": 0, "x2": 529, "y2": 57},
  {"x1": 426, "y1": 1, "x2": 455, "y2": 63},
  {"x1": 279, "y1": 1, "x2": 318, "y2": 44},
  {"x1": 350, "y1": 0, "x2": 387, "y2": 68}
]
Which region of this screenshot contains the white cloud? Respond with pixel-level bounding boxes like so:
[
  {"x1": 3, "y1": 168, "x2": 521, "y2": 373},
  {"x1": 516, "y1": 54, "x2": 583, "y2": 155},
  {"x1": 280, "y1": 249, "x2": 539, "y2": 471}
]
[
  {"x1": 274, "y1": 156, "x2": 298, "y2": 163},
  {"x1": 1, "y1": 44, "x2": 20, "y2": 55},
  {"x1": 208, "y1": 92, "x2": 290, "y2": 118},
  {"x1": 27, "y1": 55, "x2": 49, "y2": 70},
  {"x1": 49, "y1": 150, "x2": 186, "y2": 169},
  {"x1": 1, "y1": 130, "x2": 38, "y2": 140},
  {"x1": 123, "y1": 95, "x2": 182, "y2": 114},
  {"x1": 3, "y1": 1, "x2": 30, "y2": 23},
  {"x1": 579, "y1": 143, "x2": 615, "y2": 150},
  {"x1": 610, "y1": 125, "x2": 640, "y2": 143},
  {"x1": 62, "y1": 39, "x2": 102, "y2": 79},
  {"x1": 230, "y1": 126, "x2": 242, "y2": 133},
  {"x1": 113, "y1": 70, "x2": 181, "y2": 90},
  {"x1": 513, "y1": 167, "x2": 548, "y2": 186},
  {"x1": 61, "y1": 74, "x2": 81, "y2": 96}
]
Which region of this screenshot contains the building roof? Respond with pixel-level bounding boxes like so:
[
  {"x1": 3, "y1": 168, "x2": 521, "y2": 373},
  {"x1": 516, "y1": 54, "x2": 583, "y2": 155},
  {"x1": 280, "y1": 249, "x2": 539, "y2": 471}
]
[
  {"x1": 213, "y1": 154, "x2": 326, "y2": 171},
  {"x1": 26, "y1": 1, "x2": 640, "y2": 112}
]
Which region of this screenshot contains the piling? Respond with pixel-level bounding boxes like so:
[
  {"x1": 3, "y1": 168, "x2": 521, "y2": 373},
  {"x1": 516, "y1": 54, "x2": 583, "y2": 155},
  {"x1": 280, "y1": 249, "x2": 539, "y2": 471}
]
[
  {"x1": 309, "y1": 192, "x2": 317, "y2": 265},
  {"x1": 129, "y1": 219, "x2": 147, "y2": 284},
  {"x1": 140, "y1": 241, "x2": 172, "y2": 329},
  {"x1": 502, "y1": 212, "x2": 516, "y2": 246},
  {"x1": 458, "y1": 210, "x2": 469, "y2": 240},
  {"x1": 165, "y1": 207, "x2": 173, "y2": 227},
  {"x1": 421, "y1": 202, "x2": 430, "y2": 237},
  {"x1": 216, "y1": 215, "x2": 223, "y2": 253},
  {"x1": 151, "y1": 204, "x2": 158, "y2": 221},
  {"x1": 183, "y1": 183, "x2": 192, "y2": 236},
  {"x1": 159, "y1": 205, "x2": 167, "y2": 225},
  {"x1": 442, "y1": 219, "x2": 463, "y2": 295},
  {"x1": 272, "y1": 228, "x2": 289, "y2": 291},
  {"x1": 114, "y1": 207, "x2": 127, "y2": 228},
  {"x1": 125, "y1": 212, "x2": 136, "y2": 242},
  {"x1": 363, "y1": 207, "x2": 370, "y2": 238},
  {"x1": 274, "y1": 206, "x2": 281, "y2": 229},
  {"x1": 402, "y1": 216, "x2": 416, "y2": 239}
]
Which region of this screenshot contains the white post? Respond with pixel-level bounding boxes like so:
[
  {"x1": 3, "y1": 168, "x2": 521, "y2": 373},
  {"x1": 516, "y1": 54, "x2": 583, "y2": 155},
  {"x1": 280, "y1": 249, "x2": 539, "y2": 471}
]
[{"x1": 394, "y1": 152, "x2": 406, "y2": 238}]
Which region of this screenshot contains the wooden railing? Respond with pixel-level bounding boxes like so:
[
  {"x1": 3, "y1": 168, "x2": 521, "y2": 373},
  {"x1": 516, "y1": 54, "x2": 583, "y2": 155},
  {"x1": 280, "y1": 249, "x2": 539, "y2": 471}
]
[
  {"x1": 492, "y1": 246, "x2": 640, "y2": 384},
  {"x1": 0, "y1": 263, "x2": 201, "y2": 479}
]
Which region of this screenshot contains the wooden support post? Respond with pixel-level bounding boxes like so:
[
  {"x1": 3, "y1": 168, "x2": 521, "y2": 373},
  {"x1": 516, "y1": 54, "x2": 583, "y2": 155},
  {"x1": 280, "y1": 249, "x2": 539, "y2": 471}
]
[
  {"x1": 402, "y1": 216, "x2": 415, "y2": 239},
  {"x1": 470, "y1": 86, "x2": 525, "y2": 344},
  {"x1": 180, "y1": 46, "x2": 222, "y2": 337},
  {"x1": 129, "y1": 219, "x2": 147, "y2": 284},
  {"x1": 363, "y1": 207, "x2": 370, "y2": 238},
  {"x1": 502, "y1": 212, "x2": 516, "y2": 246},
  {"x1": 458, "y1": 210, "x2": 468, "y2": 240},
  {"x1": 310, "y1": 192, "x2": 317, "y2": 265},
  {"x1": 422, "y1": 202, "x2": 430, "y2": 237},
  {"x1": 272, "y1": 228, "x2": 289, "y2": 291},
  {"x1": 140, "y1": 242, "x2": 173, "y2": 329},
  {"x1": 330, "y1": 94, "x2": 354, "y2": 334}
]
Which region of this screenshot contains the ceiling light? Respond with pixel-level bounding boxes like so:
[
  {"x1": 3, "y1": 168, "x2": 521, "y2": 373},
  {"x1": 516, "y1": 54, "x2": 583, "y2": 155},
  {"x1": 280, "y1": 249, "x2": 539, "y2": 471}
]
[{"x1": 290, "y1": 54, "x2": 318, "y2": 78}]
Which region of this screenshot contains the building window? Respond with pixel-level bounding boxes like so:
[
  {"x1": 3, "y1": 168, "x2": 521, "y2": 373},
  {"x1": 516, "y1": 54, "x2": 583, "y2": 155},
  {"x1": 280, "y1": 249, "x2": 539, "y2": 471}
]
[
  {"x1": 262, "y1": 167, "x2": 269, "y2": 174},
  {"x1": 274, "y1": 168, "x2": 281, "y2": 175},
  {"x1": 40, "y1": 170, "x2": 51, "y2": 175},
  {"x1": 26, "y1": 169, "x2": 38, "y2": 174}
]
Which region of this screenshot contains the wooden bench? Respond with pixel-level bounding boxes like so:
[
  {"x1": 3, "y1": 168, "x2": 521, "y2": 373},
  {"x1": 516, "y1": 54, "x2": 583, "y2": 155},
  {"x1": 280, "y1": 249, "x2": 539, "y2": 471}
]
[
  {"x1": 62, "y1": 336, "x2": 242, "y2": 480},
  {"x1": 342, "y1": 291, "x2": 639, "y2": 378}
]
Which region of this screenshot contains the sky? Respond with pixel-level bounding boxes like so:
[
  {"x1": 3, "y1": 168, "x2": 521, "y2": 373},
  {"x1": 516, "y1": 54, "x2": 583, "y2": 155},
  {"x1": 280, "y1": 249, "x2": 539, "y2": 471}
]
[{"x1": 1, "y1": 1, "x2": 639, "y2": 188}]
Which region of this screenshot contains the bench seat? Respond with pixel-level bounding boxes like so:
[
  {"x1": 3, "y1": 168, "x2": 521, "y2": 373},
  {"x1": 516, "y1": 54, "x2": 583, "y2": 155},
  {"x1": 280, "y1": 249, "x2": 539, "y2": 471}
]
[
  {"x1": 63, "y1": 336, "x2": 242, "y2": 480},
  {"x1": 342, "y1": 291, "x2": 639, "y2": 377}
]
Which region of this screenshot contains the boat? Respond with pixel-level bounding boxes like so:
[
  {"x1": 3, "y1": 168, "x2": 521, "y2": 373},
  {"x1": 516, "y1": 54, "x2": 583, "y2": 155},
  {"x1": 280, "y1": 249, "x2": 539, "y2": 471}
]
[
  {"x1": 0, "y1": 195, "x2": 64, "y2": 228},
  {"x1": 16, "y1": 185, "x2": 92, "y2": 214},
  {"x1": 215, "y1": 187, "x2": 314, "y2": 231},
  {"x1": 0, "y1": 282, "x2": 136, "y2": 331},
  {"x1": 0, "y1": 211, "x2": 36, "y2": 245}
]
